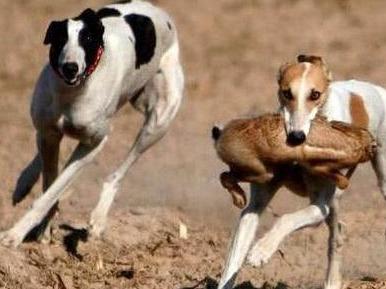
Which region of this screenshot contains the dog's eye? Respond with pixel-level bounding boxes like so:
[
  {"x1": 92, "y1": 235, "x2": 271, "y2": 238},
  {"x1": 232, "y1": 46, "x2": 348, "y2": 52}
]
[
  {"x1": 310, "y1": 90, "x2": 321, "y2": 101},
  {"x1": 85, "y1": 34, "x2": 93, "y2": 43},
  {"x1": 281, "y1": 89, "x2": 293, "y2": 100},
  {"x1": 82, "y1": 31, "x2": 93, "y2": 43}
]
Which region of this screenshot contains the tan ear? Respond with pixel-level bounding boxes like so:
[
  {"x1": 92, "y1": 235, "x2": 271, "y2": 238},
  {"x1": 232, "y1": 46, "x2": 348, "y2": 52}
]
[
  {"x1": 277, "y1": 62, "x2": 291, "y2": 84},
  {"x1": 297, "y1": 54, "x2": 332, "y2": 82}
]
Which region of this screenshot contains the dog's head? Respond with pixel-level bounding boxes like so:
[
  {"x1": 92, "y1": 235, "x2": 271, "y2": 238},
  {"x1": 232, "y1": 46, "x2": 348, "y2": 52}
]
[
  {"x1": 44, "y1": 8, "x2": 105, "y2": 86},
  {"x1": 277, "y1": 54, "x2": 332, "y2": 145}
]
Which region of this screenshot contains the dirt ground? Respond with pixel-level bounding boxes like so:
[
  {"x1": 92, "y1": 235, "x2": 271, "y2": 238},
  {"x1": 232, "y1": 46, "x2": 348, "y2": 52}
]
[{"x1": 1, "y1": 0, "x2": 386, "y2": 288}]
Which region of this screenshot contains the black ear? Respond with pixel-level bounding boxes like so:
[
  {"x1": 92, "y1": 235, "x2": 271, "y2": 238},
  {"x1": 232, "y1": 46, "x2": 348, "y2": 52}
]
[
  {"x1": 76, "y1": 8, "x2": 104, "y2": 34},
  {"x1": 76, "y1": 8, "x2": 98, "y2": 22},
  {"x1": 76, "y1": 8, "x2": 97, "y2": 19},
  {"x1": 44, "y1": 21, "x2": 60, "y2": 45}
]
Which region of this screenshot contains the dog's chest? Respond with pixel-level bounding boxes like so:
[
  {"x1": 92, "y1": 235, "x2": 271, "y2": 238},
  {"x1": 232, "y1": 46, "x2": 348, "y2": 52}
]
[{"x1": 57, "y1": 105, "x2": 109, "y2": 143}]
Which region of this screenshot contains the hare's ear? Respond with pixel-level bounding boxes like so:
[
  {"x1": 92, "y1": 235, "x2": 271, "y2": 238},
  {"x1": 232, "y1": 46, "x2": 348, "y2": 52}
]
[{"x1": 297, "y1": 54, "x2": 332, "y2": 82}]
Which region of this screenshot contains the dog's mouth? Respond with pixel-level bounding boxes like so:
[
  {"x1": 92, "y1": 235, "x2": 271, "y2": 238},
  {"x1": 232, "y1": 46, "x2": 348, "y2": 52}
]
[
  {"x1": 54, "y1": 47, "x2": 104, "y2": 86},
  {"x1": 63, "y1": 75, "x2": 82, "y2": 86}
]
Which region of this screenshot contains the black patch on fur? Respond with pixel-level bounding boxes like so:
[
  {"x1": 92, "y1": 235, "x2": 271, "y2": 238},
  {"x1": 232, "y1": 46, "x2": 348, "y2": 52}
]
[
  {"x1": 97, "y1": 8, "x2": 121, "y2": 19},
  {"x1": 44, "y1": 20, "x2": 69, "y2": 73},
  {"x1": 75, "y1": 9, "x2": 105, "y2": 70},
  {"x1": 115, "y1": 0, "x2": 132, "y2": 4},
  {"x1": 167, "y1": 21, "x2": 172, "y2": 30},
  {"x1": 124, "y1": 14, "x2": 156, "y2": 69},
  {"x1": 212, "y1": 126, "x2": 222, "y2": 141}
]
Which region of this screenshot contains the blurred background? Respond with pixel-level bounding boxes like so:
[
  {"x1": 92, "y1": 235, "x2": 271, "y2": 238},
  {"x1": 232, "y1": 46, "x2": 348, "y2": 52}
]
[{"x1": 1, "y1": 0, "x2": 386, "y2": 288}]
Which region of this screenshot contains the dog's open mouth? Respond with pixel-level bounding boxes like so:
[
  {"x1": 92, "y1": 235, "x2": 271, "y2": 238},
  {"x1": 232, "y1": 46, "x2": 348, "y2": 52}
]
[{"x1": 63, "y1": 75, "x2": 82, "y2": 86}]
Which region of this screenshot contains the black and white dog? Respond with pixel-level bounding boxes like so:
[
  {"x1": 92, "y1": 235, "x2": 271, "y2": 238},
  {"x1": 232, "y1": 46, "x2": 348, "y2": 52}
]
[{"x1": 0, "y1": 0, "x2": 184, "y2": 247}]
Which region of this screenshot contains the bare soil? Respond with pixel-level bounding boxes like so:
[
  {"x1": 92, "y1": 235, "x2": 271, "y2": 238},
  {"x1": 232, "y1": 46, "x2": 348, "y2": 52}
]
[{"x1": 1, "y1": 0, "x2": 386, "y2": 288}]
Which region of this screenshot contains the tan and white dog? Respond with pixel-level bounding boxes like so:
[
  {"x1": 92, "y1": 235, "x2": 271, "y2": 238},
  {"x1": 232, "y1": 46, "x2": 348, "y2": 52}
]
[{"x1": 218, "y1": 55, "x2": 386, "y2": 289}]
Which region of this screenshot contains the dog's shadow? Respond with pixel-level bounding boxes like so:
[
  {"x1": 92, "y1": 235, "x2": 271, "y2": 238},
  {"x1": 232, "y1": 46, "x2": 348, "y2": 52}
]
[
  {"x1": 59, "y1": 224, "x2": 89, "y2": 260},
  {"x1": 180, "y1": 277, "x2": 290, "y2": 289}
]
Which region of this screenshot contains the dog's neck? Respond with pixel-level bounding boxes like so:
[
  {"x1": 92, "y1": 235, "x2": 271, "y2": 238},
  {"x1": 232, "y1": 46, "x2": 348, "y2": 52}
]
[{"x1": 85, "y1": 46, "x2": 104, "y2": 77}]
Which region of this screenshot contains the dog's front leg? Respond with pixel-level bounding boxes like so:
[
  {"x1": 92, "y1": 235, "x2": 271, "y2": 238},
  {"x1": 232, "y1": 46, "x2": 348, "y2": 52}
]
[
  {"x1": 247, "y1": 193, "x2": 331, "y2": 267},
  {"x1": 0, "y1": 137, "x2": 107, "y2": 248},
  {"x1": 23, "y1": 130, "x2": 63, "y2": 243},
  {"x1": 324, "y1": 190, "x2": 344, "y2": 289},
  {"x1": 217, "y1": 182, "x2": 280, "y2": 289}
]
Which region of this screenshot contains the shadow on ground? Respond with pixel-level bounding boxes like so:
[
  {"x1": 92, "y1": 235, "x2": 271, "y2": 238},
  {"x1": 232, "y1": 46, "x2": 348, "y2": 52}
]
[{"x1": 181, "y1": 276, "x2": 290, "y2": 289}]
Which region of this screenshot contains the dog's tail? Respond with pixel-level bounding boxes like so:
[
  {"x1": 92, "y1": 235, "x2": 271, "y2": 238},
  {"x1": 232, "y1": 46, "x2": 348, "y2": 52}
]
[{"x1": 212, "y1": 125, "x2": 223, "y2": 141}]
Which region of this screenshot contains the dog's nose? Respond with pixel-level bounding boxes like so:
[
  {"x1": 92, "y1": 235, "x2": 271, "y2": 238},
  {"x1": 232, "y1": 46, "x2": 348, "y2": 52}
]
[
  {"x1": 287, "y1": 130, "x2": 306, "y2": 146},
  {"x1": 62, "y1": 62, "x2": 79, "y2": 79}
]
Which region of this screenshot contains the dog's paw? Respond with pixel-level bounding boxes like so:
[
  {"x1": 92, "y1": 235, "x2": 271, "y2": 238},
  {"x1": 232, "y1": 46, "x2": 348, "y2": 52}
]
[
  {"x1": 324, "y1": 279, "x2": 343, "y2": 289},
  {"x1": 88, "y1": 216, "x2": 106, "y2": 240},
  {"x1": 0, "y1": 231, "x2": 23, "y2": 248},
  {"x1": 247, "y1": 238, "x2": 278, "y2": 267}
]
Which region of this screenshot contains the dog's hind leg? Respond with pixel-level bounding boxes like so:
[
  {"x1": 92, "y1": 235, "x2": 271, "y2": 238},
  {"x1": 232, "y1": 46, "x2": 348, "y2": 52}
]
[
  {"x1": 0, "y1": 137, "x2": 107, "y2": 248},
  {"x1": 89, "y1": 41, "x2": 184, "y2": 238},
  {"x1": 12, "y1": 153, "x2": 42, "y2": 205}
]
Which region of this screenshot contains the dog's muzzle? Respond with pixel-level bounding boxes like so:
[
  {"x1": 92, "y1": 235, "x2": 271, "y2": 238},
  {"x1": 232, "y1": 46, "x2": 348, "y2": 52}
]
[
  {"x1": 61, "y1": 62, "x2": 79, "y2": 84},
  {"x1": 55, "y1": 46, "x2": 104, "y2": 86},
  {"x1": 287, "y1": 130, "x2": 306, "y2": 146}
]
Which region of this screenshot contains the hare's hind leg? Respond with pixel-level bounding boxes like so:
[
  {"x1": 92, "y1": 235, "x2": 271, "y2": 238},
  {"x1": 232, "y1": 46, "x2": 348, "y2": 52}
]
[
  {"x1": 307, "y1": 165, "x2": 349, "y2": 189},
  {"x1": 220, "y1": 159, "x2": 273, "y2": 209},
  {"x1": 220, "y1": 172, "x2": 247, "y2": 209},
  {"x1": 303, "y1": 145, "x2": 348, "y2": 161}
]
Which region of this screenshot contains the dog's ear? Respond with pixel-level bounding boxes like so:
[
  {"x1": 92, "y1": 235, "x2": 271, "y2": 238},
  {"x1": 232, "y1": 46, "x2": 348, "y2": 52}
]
[
  {"x1": 277, "y1": 62, "x2": 291, "y2": 84},
  {"x1": 76, "y1": 8, "x2": 104, "y2": 34},
  {"x1": 297, "y1": 54, "x2": 332, "y2": 82},
  {"x1": 77, "y1": 8, "x2": 97, "y2": 20},
  {"x1": 297, "y1": 54, "x2": 323, "y2": 65},
  {"x1": 44, "y1": 21, "x2": 61, "y2": 45}
]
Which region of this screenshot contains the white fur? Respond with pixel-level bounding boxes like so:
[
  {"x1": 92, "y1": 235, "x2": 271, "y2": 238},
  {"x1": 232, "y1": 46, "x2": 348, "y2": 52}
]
[
  {"x1": 59, "y1": 20, "x2": 86, "y2": 81},
  {"x1": 0, "y1": 0, "x2": 184, "y2": 247},
  {"x1": 284, "y1": 63, "x2": 316, "y2": 134}
]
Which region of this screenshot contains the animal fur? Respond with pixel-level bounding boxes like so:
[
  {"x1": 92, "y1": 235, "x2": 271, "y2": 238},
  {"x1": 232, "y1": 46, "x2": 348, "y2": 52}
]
[
  {"x1": 0, "y1": 0, "x2": 184, "y2": 247},
  {"x1": 213, "y1": 113, "x2": 376, "y2": 208}
]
